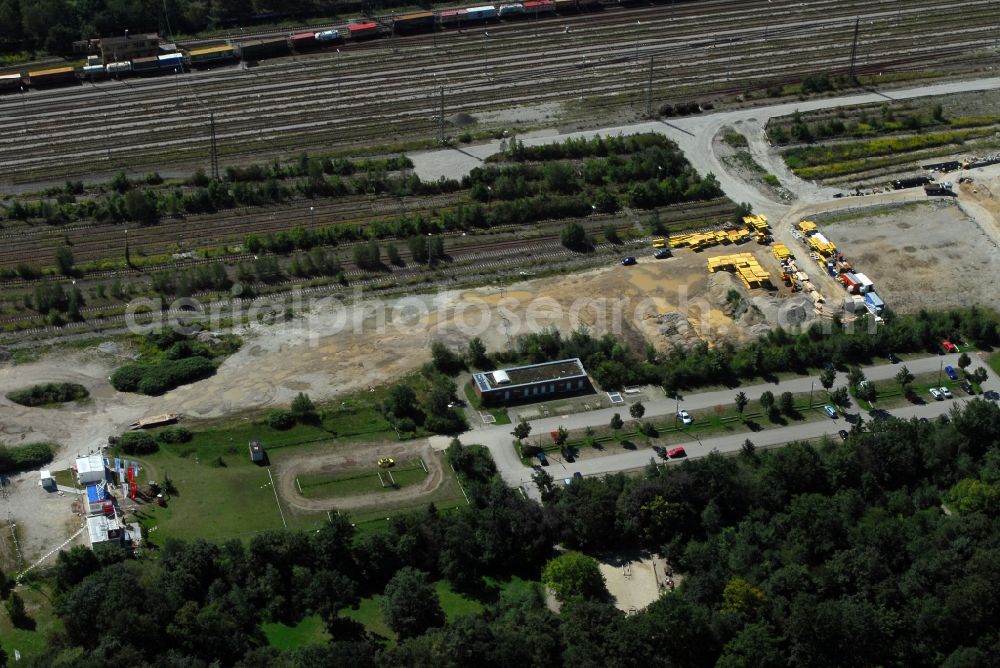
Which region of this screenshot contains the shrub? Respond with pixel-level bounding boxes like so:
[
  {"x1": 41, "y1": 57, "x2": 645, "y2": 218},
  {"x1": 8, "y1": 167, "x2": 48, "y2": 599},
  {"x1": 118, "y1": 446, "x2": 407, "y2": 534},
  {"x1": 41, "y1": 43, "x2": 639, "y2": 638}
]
[
  {"x1": 0, "y1": 442, "x2": 55, "y2": 474},
  {"x1": 267, "y1": 409, "x2": 295, "y2": 430},
  {"x1": 156, "y1": 427, "x2": 192, "y2": 444},
  {"x1": 6, "y1": 382, "x2": 89, "y2": 407},
  {"x1": 118, "y1": 431, "x2": 159, "y2": 455},
  {"x1": 110, "y1": 364, "x2": 146, "y2": 392}
]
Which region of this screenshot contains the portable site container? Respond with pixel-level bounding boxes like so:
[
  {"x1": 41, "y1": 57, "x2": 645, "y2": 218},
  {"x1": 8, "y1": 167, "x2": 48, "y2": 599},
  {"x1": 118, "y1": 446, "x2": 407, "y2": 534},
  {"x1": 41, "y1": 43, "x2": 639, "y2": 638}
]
[{"x1": 854, "y1": 272, "x2": 874, "y2": 294}]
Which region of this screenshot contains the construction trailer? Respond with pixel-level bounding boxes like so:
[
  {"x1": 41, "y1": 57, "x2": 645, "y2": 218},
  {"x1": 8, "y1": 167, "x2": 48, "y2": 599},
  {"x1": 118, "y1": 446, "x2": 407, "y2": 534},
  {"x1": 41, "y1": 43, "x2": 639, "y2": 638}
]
[{"x1": 864, "y1": 291, "x2": 885, "y2": 316}]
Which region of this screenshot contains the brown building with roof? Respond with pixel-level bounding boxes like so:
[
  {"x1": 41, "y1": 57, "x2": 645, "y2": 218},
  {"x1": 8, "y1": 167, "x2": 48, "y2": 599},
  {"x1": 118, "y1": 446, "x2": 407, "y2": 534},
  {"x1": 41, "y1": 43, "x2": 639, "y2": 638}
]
[{"x1": 99, "y1": 32, "x2": 161, "y2": 64}]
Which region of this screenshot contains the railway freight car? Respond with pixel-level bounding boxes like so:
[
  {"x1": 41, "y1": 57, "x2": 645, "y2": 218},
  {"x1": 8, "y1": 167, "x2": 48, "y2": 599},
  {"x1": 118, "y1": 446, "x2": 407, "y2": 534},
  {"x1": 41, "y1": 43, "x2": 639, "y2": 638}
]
[
  {"x1": 187, "y1": 45, "x2": 236, "y2": 67},
  {"x1": 158, "y1": 53, "x2": 184, "y2": 72},
  {"x1": 290, "y1": 31, "x2": 318, "y2": 50},
  {"x1": 523, "y1": 0, "x2": 556, "y2": 14},
  {"x1": 27, "y1": 67, "x2": 77, "y2": 87},
  {"x1": 466, "y1": 5, "x2": 499, "y2": 20},
  {"x1": 439, "y1": 8, "x2": 468, "y2": 27},
  {"x1": 315, "y1": 29, "x2": 342, "y2": 43},
  {"x1": 499, "y1": 3, "x2": 526, "y2": 17},
  {"x1": 348, "y1": 21, "x2": 381, "y2": 39},
  {"x1": 131, "y1": 56, "x2": 160, "y2": 74},
  {"x1": 82, "y1": 64, "x2": 107, "y2": 79},
  {"x1": 106, "y1": 61, "x2": 132, "y2": 76},
  {"x1": 393, "y1": 11, "x2": 436, "y2": 34},
  {"x1": 0, "y1": 73, "x2": 23, "y2": 92},
  {"x1": 238, "y1": 38, "x2": 291, "y2": 61}
]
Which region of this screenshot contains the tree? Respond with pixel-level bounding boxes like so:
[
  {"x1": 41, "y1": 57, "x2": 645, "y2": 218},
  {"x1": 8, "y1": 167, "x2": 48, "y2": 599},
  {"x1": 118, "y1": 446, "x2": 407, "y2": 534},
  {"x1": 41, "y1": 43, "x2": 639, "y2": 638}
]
[
  {"x1": 847, "y1": 366, "x2": 866, "y2": 389},
  {"x1": 124, "y1": 188, "x2": 159, "y2": 224},
  {"x1": 266, "y1": 409, "x2": 295, "y2": 430},
  {"x1": 386, "y1": 242, "x2": 402, "y2": 266},
  {"x1": 734, "y1": 391, "x2": 749, "y2": 419},
  {"x1": 54, "y1": 243, "x2": 74, "y2": 276},
  {"x1": 760, "y1": 390, "x2": 775, "y2": 414},
  {"x1": 971, "y1": 367, "x2": 989, "y2": 385},
  {"x1": 779, "y1": 391, "x2": 795, "y2": 416},
  {"x1": 610, "y1": 413, "x2": 624, "y2": 432},
  {"x1": 511, "y1": 420, "x2": 532, "y2": 441},
  {"x1": 603, "y1": 224, "x2": 621, "y2": 244},
  {"x1": 430, "y1": 341, "x2": 464, "y2": 375},
  {"x1": 380, "y1": 567, "x2": 445, "y2": 639},
  {"x1": 820, "y1": 367, "x2": 836, "y2": 390},
  {"x1": 408, "y1": 235, "x2": 429, "y2": 263},
  {"x1": 5, "y1": 591, "x2": 28, "y2": 628},
  {"x1": 895, "y1": 365, "x2": 915, "y2": 392},
  {"x1": 957, "y1": 352, "x2": 971, "y2": 371},
  {"x1": 629, "y1": 401, "x2": 645, "y2": 421},
  {"x1": 533, "y1": 468, "x2": 555, "y2": 500},
  {"x1": 466, "y1": 337, "x2": 490, "y2": 369},
  {"x1": 384, "y1": 384, "x2": 417, "y2": 419},
  {"x1": 830, "y1": 386, "x2": 850, "y2": 406},
  {"x1": 560, "y1": 222, "x2": 587, "y2": 250},
  {"x1": 741, "y1": 438, "x2": 756, "y2": 459},
  {"x1": 54, "y1": 545, "x2": 100, "y2": 592},
  {"x1": 541, "y1": 551, "x2": 607, "y2": 602},
  {"x1": 290, "y1": 392, "x2": 318, "y2": 423}
]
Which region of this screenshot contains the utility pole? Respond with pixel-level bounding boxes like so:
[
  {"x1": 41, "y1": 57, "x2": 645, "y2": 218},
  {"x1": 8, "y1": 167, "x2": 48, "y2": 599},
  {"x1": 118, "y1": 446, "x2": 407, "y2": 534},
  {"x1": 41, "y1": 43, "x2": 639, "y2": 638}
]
[
  {"x1": 209, "y1": 112, "x2": 219, "y2": 180},
  {"x1": 645, "y1": 56, "x2": 654, "y2": 117},
  {"x1": 848, "y1": 17, "x2": 860, "y2": 80},
  {"x1": 439, "y1": 87, "x2": 445, "y2": 144}
]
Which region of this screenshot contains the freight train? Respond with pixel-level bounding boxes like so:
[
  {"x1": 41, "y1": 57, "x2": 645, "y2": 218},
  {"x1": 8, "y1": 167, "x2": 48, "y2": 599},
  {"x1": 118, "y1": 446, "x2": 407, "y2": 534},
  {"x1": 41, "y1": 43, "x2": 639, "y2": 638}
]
[{"x1": 0, "y1": 0, "x2": 604, "y2": 92}]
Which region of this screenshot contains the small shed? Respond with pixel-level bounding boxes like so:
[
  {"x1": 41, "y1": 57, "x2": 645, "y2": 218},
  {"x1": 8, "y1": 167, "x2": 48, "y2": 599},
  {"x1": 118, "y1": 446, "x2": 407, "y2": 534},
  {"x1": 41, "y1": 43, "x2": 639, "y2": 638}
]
[
  {"x1": 76, "y1": 454, "x2": 106, "y2": 484},
  {"x1": 249, "y1": 439, "x2": 265, "y2": 463},
  {"x1": 39, "y1": 470, "x2": 55, "y2": 490}
]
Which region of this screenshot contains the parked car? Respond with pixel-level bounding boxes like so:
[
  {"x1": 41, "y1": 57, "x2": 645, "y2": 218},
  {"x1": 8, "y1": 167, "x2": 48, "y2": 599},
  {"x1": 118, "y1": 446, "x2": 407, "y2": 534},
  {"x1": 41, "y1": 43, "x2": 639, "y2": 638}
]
[
  {"x1": 939, "y1": 386, "x2": 953, "y2": 399},
  {"x1": 537, "y1": 451, "x2": 548, "y2": 466},
  {"x1": 929, "y1": 387, "x2": 943, "y2": 400},
  {"x1": 886, "y1": 352, "x2": 900, "y2": 364},
  {"x1": 985, "y1": 390, "x2": 999, "y2": 401},
  {"x1": 573, "y1": 472, "x2": 583, "y2": 479},
  {"x1": 838, "y1": 430, "x2": 849, "y2": 441},
  {"x1": 823, "y1": 405, "x2": 838, "y2": 418},
  {"x1": 945, "y1": 365, "x2": 958, "y2": 380},
  {"x1": 668, "y1": 447, "x2": 686, "y2": 458},
  {"x1": 653, "y1": 445, "x2": 667, "y2": 458},
  {"x1": 677, "y1": 410, "x2": 692, "y2": 425},
  {"x1": 620, "y1": 256, "x2": 637, "y2": 266},
  {"x1": 653, "y1": 248, "x2": 672, "y2": 259},
  {"x1": 561, "y1": 447, "x2": 575, "y2": 463},
  {"x1": 377, "y1": 458, "x2": 395, "y2": 468},
  {"x1": 961, "y1": 381, "x2": 974, "y2": 395},
  {"x1": 941, "y1": 340, "x2": 957, "y2": 353}
]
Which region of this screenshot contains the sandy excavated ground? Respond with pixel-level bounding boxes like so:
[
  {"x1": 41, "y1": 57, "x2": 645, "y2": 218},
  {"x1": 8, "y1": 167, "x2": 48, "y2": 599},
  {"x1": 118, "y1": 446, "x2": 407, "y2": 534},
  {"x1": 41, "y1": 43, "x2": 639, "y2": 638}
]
[
  {"x1": 820, "y1": 199, "x2": 1000, "y2": 313},
  {"x1": 1, "y1": 250, "x2": 773, "y2": 461},
  {"x1": 598, "y1": 553, "x2": 672, "y2": 613}
]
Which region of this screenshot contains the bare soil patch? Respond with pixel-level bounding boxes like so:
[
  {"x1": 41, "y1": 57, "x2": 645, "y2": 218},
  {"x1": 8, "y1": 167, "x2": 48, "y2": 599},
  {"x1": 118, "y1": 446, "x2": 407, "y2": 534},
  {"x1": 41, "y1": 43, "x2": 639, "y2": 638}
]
[{"x1": 816, "y1": 200, "x2": 1000, "y2": 313}]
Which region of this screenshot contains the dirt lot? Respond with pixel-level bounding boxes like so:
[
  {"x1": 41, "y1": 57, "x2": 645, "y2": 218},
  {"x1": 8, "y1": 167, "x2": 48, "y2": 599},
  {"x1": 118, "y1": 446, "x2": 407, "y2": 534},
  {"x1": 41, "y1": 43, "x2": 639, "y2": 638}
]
[
  {"x1": 817, "y1": 199, "x2": 1000, "y2": 313},
  {"x1": 274, "y1": 440, "x2": 443, "y2": 514},
  {"x1": 597, "y1": 552, "x2": 672, "y2": 613}
]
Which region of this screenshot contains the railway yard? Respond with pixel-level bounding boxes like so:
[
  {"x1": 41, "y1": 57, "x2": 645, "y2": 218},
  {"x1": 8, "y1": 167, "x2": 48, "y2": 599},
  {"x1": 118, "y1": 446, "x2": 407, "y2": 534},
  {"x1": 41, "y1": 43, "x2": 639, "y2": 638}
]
[{"x1": 3, "y1": 0, "x2": 1000, "y2": 569}]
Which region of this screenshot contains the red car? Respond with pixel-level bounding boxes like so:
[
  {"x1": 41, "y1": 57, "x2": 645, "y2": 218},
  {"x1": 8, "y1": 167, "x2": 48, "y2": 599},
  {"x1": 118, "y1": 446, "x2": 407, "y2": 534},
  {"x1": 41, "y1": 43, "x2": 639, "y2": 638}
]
[
  {"x1": 941, "y1": 340, "x2": 957, "y2": 353},
  {"x1": 668, "y1": 447, "x2": 686, "y2": 459}
]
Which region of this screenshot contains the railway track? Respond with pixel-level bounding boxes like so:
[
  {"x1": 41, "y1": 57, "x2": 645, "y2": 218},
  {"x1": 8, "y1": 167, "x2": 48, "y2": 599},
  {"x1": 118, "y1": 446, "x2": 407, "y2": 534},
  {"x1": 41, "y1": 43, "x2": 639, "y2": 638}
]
[{"x1": 0, "y1": 0, "x2": 995, "y2": 183}]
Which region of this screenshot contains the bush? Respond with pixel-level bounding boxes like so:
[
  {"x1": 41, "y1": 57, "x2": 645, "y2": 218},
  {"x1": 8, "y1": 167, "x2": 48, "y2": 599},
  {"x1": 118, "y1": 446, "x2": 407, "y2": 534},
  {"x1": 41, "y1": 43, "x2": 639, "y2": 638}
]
[
  {"x1": 267, "y1": 409, "x2": 295, "y2": 430},
  {"x1": 118, "y1": 431, "x2": 159, "y2": 455},
  {"x1": 0, "y1": 442, "x2": 55, "y2": 474},
  {"x1": 156, "y1": 427, "x2": 192, "y2": 444},
  {"x1": 110, "y1": 364, "x2": 146, "y2": 392},
  {"x1": 6, "y1": 382, "x2": 89, "y2": 407},
  {"x1": 114, "y1": 357, "x2": 217, "y2": 396}
]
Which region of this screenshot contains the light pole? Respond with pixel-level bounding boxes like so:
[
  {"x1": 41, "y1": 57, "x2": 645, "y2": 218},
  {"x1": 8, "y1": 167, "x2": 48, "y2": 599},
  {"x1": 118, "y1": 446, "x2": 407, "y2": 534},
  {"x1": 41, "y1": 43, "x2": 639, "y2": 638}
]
[
  {"x1": 310, "y1": 206, "x2": 315, "y2": 227},
  {"x1": 483, "y1": 31, "x2": 490, "y2": 78},
  {"x1": 809, "y1": 380, "x2": 814, "y2": 408}
]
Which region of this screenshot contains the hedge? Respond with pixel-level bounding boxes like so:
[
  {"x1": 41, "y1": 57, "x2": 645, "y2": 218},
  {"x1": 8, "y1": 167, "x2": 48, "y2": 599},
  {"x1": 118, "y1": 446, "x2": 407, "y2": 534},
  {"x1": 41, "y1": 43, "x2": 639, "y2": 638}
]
[
  {"x1": 119, "y1": 432, "x2": 159, "y2": 455},
  {"x1": 111, "y1": 357, "x2": 217, "y2": 396},
  {"x1": 0, "y1": 442, "x2": 55, "y2": 474}
]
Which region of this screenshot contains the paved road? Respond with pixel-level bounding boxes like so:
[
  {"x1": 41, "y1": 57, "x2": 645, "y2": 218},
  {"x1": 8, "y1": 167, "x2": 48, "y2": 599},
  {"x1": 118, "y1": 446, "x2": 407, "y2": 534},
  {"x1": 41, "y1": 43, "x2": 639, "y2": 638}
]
[{"x1": 464, "y1": 352, "x2": 1000, "y2": 498}]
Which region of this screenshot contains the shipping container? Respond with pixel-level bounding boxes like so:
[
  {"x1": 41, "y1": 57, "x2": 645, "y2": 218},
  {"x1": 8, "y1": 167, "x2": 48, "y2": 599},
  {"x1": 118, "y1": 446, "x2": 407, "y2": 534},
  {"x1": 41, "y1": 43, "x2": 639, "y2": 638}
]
[
  {"x1": 0, "y1": 73, "x2": 23, "y2": 92},
  {"x1": 131, "y1": 56, "x2": 160, "y2": 74},
  {"x1": 864, "y1": 291, "x2": 885, "y2": 315},
  {"x1": 854, "y1": 272, "x2": 874, "y2": 294},
  {"x1": 238, "y1": 38, "x2": 291, "y2": 61},
  {"x1": 28, "y1": 66, "x2": 77, "y2": 86},
  {"x1": 348, "y1": 21, "x2": 381, "y2": 39},
  {"x1": 393, "y1": 11, "x2": 435, "y2": 34},
  {"x1": 290, "y1": 31, "x2": 318, "y2": 49},
  {"x1": 187, "y1": 45, "x2": 237, "y2": 67}
]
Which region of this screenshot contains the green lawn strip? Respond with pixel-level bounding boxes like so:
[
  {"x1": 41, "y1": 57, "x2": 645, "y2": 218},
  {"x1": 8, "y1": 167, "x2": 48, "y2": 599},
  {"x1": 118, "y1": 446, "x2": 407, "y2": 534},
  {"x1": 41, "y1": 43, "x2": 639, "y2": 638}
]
[
  {"x1": 297, "y1": 463, "x2": 427, "y2": 499},
  {"x1": 0, "y1": 583, "x2": 63, "y2": 661},
  {"x1": 340, "y1": 595, "x2": 395, "y2": 640},
  {"x1": 262, "y1": 614, "x2": 329, "y2": 650},
  {"x1": 51, "y1": 468, "x2": 76, "y2": 488},
  {"x1": 852, "y1": 371, "x2": 962, "y2": 410}
]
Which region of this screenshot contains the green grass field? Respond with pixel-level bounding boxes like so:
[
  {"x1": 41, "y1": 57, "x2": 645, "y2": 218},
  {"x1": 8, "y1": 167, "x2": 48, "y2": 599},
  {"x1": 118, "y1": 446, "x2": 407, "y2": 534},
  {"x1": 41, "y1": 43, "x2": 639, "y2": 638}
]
[
  {"x1": 262, "y1": 614, "x2": 329, "y2": 650},
  {"x1": 0, "y1": 584, "x2": 63, "y2": 661},
  {"x1": 297, "y1": 461, "x2": 428, "y2": 499}
]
